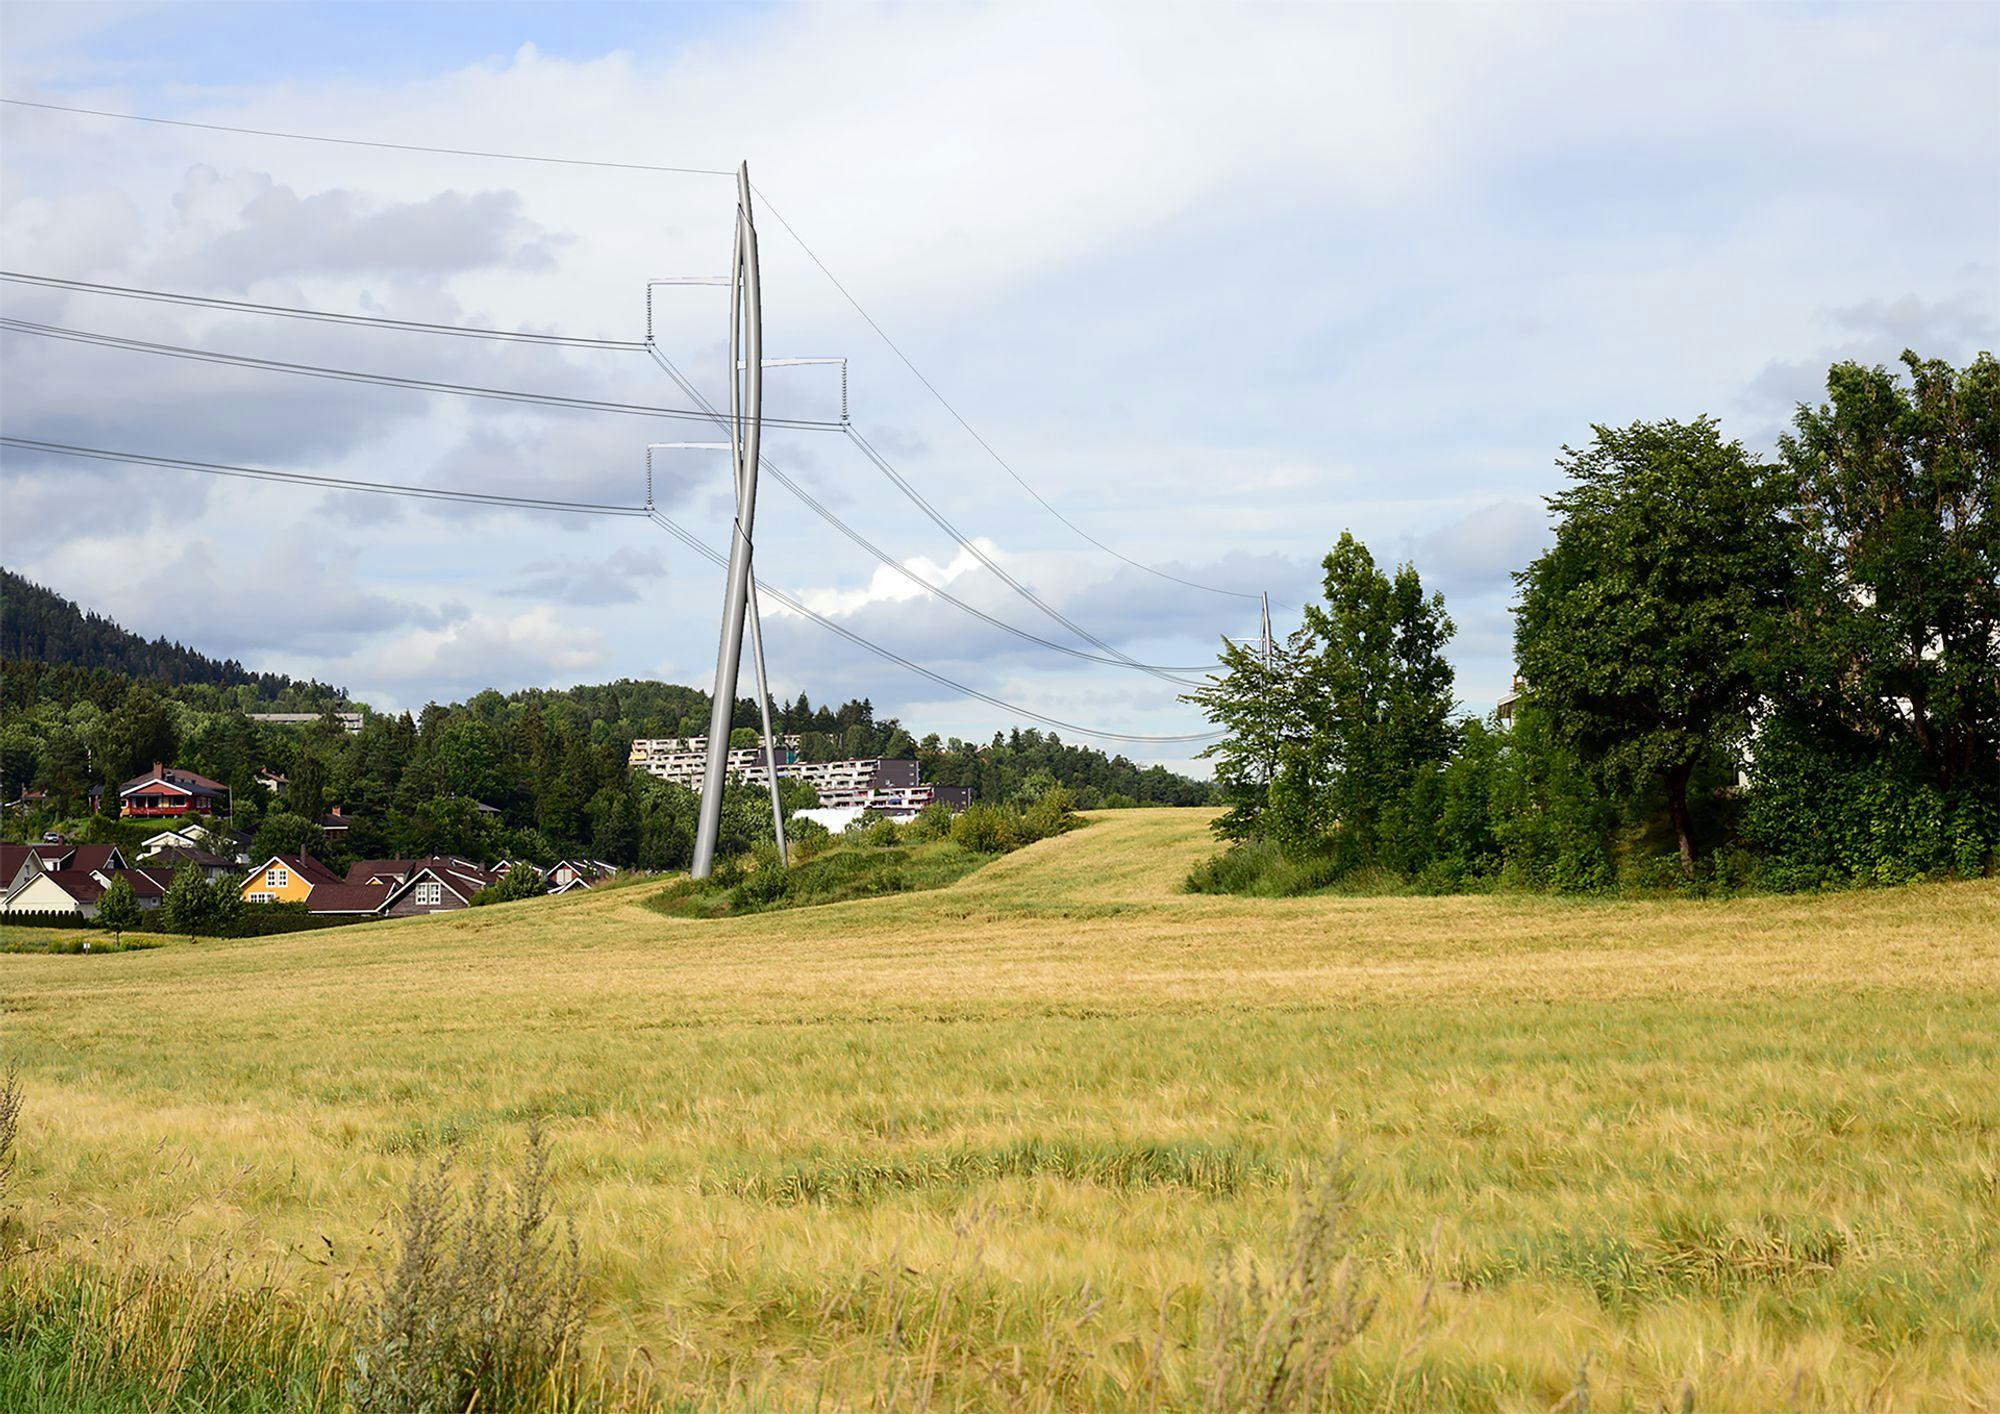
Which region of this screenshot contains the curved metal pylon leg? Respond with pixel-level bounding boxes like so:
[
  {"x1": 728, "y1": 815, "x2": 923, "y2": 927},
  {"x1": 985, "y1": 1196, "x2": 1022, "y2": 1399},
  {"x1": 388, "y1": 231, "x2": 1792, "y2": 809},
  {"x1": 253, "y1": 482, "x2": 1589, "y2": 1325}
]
[{"x1": 691, "y1": 163, "x2": 771, "y2": 879}]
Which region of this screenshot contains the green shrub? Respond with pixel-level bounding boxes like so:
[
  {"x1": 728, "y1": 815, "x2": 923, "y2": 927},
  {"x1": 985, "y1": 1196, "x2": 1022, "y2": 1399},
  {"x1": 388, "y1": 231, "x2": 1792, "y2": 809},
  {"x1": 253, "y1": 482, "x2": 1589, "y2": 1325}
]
[
  {"x1": 1743, "y1": 721, "x2": 1997, "y2": 889},
  {"x1": 787, "y1": 816, "x2": 832, "y2": 861},
  {"x1": 903, "y1": 801, "x2": 955, "y2": 842},
  {"x1": 730, "y1": 842, "x2": 792, "y2": 907},
  {"x1": 950, "y1": 803, "x2": 1020, "y2": 854},
  {"x1": 349, "y1": 1120, "x2": 586, "y2": 1414},
  {"x1": 1021, "y1": 786, "x2": 1077, "y2": 842},
  {"x1": 468, "y1": 864, "x2": 549, "y2": 906},
  {"x1": 859, "y1": 815, "x2": 903, "y2": 848},
  {"x1": 1186, "y1": 840, "x2": 1352, "y2": 897}
]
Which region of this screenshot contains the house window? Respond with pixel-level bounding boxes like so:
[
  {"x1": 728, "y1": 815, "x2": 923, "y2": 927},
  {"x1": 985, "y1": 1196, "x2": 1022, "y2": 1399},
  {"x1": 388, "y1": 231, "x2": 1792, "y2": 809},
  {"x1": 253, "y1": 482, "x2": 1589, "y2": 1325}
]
[
  {"x1": 415, "y1": 882, "x2": 443, "y2": 907},
  {"x1": 247, "y1": 892, "x2": 274, "y2": 904},
  {"x1": 267, "y1": 867, "x2": 288, "y2": 889}
]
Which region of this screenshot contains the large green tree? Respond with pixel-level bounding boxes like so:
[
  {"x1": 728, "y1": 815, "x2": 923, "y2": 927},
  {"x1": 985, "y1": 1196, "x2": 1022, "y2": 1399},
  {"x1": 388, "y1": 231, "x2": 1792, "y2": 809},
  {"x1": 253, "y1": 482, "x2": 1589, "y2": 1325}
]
[
  {"x1": 1192, "y1": 532, "x2": 1456, "y2": 873},
  {"x1": 1779, "y1": 350, "x2": 1998, "y2": 795},
  {"x1": 1515, "y1": 418, "x2": 1796, "y2": 876}
]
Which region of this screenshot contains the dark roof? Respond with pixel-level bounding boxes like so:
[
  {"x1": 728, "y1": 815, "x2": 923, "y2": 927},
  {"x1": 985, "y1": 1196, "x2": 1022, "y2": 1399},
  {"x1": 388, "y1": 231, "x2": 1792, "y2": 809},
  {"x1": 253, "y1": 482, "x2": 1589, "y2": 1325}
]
[
  {"x1": 378, "y1": 857, "x2": 500, "y2": 909},
  {"x1": 68, "y1": 844, "x2": 126, "y2": 873},
  {"x1": 304, "y1": 881, "x2": 391, "y2": 915},
  {"x1": 430, "y1": 857, "x2": 500, "y2": 890},
  {"x1": 146, "y1": 848, "x2": 234, "y2": 871},
  {"x1": 6, "y1": 842, "x2": 126, "y2": 875},
  {"x1": 252, "y1": 853, "x2": 344, "y2": 888},
  {"x1": 100, "y1": 867, "x2": 171, "y2": 899},
  {"x1": 39, "y1": 869, "x2": 106, "y2": 904},
  {"x1": 347, "y1": 857, "x2": 497, "y2": 890}
]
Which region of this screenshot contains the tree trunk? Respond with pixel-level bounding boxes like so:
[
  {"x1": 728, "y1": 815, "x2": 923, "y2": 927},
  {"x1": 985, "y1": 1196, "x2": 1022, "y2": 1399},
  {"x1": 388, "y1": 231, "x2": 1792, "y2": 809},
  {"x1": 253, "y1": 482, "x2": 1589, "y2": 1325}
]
[{"x1": 1664, "y1": 762, "x2": 1698, "y2": 880}]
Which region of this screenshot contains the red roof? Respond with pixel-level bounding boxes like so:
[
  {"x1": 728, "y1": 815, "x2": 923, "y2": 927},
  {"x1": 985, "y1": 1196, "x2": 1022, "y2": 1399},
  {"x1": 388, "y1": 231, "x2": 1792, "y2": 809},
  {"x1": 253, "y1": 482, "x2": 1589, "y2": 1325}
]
[{"x1": 119, "y1": 764, "x2": 230, "y2": 797}]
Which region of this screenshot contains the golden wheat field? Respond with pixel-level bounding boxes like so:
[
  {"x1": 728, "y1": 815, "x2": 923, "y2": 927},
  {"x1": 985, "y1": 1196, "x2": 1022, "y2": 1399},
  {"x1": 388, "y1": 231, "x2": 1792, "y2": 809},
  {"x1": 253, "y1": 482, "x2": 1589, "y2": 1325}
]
[{"x1": 5, "y1": 808, "x2": 2000, "y2": 1410}]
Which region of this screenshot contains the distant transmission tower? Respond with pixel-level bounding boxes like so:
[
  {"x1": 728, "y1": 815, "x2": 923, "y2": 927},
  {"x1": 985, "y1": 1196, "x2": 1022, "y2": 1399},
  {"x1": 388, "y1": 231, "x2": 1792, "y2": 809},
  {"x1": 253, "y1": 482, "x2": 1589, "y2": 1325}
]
[{"x1": 1223, "y1": 591, "x2": 1277, "y2": 784}]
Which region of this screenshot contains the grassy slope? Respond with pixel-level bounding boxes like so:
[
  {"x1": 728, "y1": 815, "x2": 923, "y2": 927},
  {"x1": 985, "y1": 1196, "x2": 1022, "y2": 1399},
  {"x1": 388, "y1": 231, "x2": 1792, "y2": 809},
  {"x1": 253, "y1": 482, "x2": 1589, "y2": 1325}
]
[{"x1": 4, "y1": 809, "x2": 1998, "y2": 1409}]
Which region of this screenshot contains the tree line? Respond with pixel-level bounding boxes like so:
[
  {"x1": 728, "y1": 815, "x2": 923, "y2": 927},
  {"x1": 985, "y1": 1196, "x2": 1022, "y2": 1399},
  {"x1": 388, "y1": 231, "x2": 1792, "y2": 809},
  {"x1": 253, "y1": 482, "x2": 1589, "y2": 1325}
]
[
  {"x1": 1, "y1": 658, "x2": 1212, "y2": 874},
  {"x1": 0, "y1": 569, "x2": 334, "y2": 697},
  {"x1": 1192, "y1": 350, "x2": 1996, "y2": 893}
]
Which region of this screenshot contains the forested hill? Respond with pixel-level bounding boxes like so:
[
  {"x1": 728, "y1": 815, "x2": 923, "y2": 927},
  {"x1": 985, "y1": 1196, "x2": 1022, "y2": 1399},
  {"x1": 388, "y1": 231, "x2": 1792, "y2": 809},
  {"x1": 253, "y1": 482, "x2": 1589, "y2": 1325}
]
[
  {"x1": 1, "y1": 582, "x2": 1215, "y2": 840},
  {"x1": 390, "y1": 681, "x2": 1215, "y2": 811},
  {"x1": 0, "y1": 568, "x2": 313, "y2": 696}
]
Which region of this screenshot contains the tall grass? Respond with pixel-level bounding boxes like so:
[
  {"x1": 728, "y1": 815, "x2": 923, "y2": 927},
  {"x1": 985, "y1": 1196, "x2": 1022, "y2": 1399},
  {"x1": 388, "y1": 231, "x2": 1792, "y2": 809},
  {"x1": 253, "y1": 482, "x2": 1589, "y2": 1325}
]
[
  {"x1": 0, "y1": 1082, "x2": 636, "y2": 1414},
  {"x1": 1201, "y1": 1163, "x2": 1377, "y2": 1411},
  {"x1": 5, "y1": 809, "x2": 1997, "y2": 1408},
  {"x1": 0, "y1": 1255, "x2": 346, "y2": 1412},
  {"x1": 349, "y1": 1119, "x2": 588, "y2": 1413}
]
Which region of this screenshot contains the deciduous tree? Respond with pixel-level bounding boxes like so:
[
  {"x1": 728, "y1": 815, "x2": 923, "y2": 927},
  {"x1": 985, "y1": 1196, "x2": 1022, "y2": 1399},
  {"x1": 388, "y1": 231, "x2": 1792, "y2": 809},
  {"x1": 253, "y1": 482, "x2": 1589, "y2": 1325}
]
[{"x1": 1515, "y1": 418, "x2": 1795, "y2": 876}]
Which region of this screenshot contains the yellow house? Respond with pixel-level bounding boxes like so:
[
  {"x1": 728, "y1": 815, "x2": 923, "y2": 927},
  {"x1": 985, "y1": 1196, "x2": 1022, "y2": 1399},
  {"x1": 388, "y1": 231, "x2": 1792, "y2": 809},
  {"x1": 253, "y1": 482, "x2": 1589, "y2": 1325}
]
[{"x1": 239, "y1": 854, "x2": 341, "y2": 905}]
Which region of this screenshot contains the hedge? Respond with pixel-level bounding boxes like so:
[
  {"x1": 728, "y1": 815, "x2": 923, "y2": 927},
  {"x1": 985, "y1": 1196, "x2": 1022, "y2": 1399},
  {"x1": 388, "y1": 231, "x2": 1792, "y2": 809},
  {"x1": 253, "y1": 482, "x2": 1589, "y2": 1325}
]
[{"x1": 0, "y1": 907, "x2": 374, "y2": 937}]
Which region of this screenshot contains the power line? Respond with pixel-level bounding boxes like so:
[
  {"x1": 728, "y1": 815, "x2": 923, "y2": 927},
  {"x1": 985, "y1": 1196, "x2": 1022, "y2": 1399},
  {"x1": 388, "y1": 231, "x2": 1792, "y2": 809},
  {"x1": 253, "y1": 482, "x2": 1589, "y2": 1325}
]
[
  {"x1": 841, "y1": 422, "x2": 1202, "y2": 686},
  {"x1": 0, "y1": 315, "x2": 844, "y2": 430},
  {"x1": 1, "y1": 270, "x2": 645, "y2": 350},
  {"x1": 3, "y1": 93, "x2": 1274, "y2": 606},
  {"x1": 752, "y1": 187, "x2": 1268, "y2": 604},
  {"x1": 644, "y1": 344, "x2": 1218, "y2": 677},
  {"x1": 0, "y1": 96, "x2": 734, "y2": 177},
  {"x1": 3, "y1": 92, "x2": 1264, "y2": 604},
  {"x1": 0, "y1": 435, "x2": 650, "y2": 515},
  {"x1": 646, "y1": 512, "x2": 1223, "y2": 745},
  {"x1": 0, "y1": 435, "x2": 1222, "y2": 744}
]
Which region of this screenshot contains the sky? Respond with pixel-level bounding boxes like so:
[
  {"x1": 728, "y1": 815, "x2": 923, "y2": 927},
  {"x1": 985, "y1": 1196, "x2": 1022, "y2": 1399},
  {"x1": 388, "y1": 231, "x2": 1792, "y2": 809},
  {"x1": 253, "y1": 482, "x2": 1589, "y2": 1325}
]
[{"x1": 1, "y1": 1, "x2": 1994, "y2": 774}]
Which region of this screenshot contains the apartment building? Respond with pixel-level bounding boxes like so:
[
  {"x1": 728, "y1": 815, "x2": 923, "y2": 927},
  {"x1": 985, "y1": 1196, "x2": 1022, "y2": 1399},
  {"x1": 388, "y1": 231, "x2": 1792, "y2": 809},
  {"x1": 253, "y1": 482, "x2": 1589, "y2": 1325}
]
[{"x1": 627, "y1": 737, "x2": 966, "y2": 818}]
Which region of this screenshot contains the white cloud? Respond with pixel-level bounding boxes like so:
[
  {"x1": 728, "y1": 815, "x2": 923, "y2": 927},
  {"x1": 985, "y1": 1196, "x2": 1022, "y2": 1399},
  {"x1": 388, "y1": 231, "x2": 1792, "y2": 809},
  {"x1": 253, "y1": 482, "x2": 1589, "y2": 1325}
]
[
  {"x1": 342, "y1": 605, "x2": 607, "y2": 706},
  {"x1": 1, "y1": 2, "x2": 1993, "y2": 740}
]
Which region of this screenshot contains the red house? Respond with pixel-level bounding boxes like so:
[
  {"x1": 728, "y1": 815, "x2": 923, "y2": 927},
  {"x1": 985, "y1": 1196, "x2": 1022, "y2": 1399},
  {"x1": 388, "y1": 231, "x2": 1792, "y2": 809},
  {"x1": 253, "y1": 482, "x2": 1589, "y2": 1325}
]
[{"x1": 116, "y1": 762, "x2": 231, "y2": 818}]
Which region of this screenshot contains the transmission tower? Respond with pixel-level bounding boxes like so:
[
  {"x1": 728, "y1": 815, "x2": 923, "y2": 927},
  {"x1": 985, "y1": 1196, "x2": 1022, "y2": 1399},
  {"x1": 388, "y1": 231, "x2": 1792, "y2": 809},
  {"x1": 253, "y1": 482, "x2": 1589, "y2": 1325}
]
[{"x1": 691, "y1": 163, "x2": 772, "y2": 879}]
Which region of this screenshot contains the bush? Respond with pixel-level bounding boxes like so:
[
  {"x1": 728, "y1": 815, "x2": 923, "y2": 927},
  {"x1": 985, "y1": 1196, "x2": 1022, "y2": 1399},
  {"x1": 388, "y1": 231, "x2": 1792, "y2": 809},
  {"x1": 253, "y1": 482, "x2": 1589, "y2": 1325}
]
[
  {"x1": 1185, "y1": 840, "x2": 1347, "y2": 897},
  {"x1": 1022, "y1": 785, "x2": 1077, "y2": 841},
  {"x1": 786, "y1": 816, "x2": 832, "y2": 861},
  {"x1": 730, "y1": 841, "x2": 792, "y2": 907},
  {"x1": 1743, "y1": 720, "x2": 1997, "y2": 889},
  {"x1": 950, "y1": 803, "x2": 1020, "y2": 854},
  {"x1": 904, "y1": 801, "x2": 954, "y2": 842},
  {"x1": 468, "y1": 865, "x2": 549, "y2": 907},
  {"x1": 858, "y1": 815, "x2": 903, "y2": 848},
  {"x1": 349, "y1": 1120, "x2": 587, "y2": 1414}
]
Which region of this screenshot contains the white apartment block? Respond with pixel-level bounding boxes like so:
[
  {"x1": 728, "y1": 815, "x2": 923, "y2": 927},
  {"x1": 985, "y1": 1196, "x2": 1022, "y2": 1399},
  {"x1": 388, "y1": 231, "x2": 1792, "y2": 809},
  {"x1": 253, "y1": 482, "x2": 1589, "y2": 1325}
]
[{"x1": 627, "y1": 737, "x2": 967, "y2": 817}]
